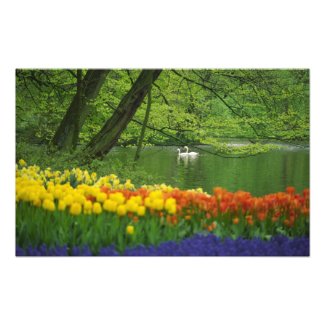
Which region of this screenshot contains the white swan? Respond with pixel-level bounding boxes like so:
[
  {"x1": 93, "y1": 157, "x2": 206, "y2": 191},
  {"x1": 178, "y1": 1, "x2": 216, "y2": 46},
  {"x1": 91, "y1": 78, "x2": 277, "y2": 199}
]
[
  {"x1": 184, "y1": 146, "x2": 199, "y2": 156},
  {"x1": 177, "y1": 148, "x2": 188, "y2": 157}
]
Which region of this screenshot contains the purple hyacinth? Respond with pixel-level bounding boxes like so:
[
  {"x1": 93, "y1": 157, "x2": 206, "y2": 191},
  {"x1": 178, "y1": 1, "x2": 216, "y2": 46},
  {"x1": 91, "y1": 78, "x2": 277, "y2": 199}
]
[{"x1": 16, "y1": 235, "x2": 309, "y2": 257}]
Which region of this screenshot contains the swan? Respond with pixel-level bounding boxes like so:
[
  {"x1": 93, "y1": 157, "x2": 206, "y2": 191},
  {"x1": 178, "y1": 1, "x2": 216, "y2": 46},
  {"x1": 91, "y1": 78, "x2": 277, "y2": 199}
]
[
  {"x1": 177, "y1": 148, "x2": 188, "y2": 157},
  {"x1": 184, "y1": 146, "x2": 199, "y2": 156}
]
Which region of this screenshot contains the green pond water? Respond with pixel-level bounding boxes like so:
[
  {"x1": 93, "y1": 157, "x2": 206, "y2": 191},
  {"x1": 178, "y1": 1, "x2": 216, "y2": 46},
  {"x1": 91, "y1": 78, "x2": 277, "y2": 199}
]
[{"x1": 108, "y1": 142, "x2": 309, "y2": 196}]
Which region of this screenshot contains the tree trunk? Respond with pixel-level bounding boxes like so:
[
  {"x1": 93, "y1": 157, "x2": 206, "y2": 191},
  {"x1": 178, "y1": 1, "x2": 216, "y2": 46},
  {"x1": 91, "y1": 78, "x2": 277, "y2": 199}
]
[
  {"x1": 134, "y1": 80, "x2": 152, "y2": 161},
  {"x1": 51, "y1": 69, "x2": 109, "y2": 151},
  {"x1": 85, "y1": 69, "x2": 162, "y2": 159},
  {"x1": 71, "y1": 69, "x2": 83, "y2": 149}
]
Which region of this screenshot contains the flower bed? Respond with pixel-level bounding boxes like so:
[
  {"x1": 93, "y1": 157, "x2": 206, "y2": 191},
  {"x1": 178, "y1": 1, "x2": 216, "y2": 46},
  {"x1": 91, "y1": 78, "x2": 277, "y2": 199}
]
[
  {"x1": 16, "y1": 235, "x2": 309, "y2": 256},
  {"x1": 16, "y1": 160, "x2": 310, "y2": 256}
]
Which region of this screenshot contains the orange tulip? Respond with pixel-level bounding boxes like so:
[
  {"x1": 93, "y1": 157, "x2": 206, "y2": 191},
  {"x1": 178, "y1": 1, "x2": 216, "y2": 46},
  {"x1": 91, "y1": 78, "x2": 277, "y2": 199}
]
[
  {"x1": 283, "y1": 219, "x2": 290, "y2": 226},
  {"x1": 100, "y1": 186, "x2": 109, "y2": 194},
  {"x1": 286, "y1": 187, "x2": 295, "y2": 195},
  {"x1": 271, "y1": 216, "x2": 278, "y2": 223},
  {"x1": 232, "y1": 217, "x2": 240, "y2": 225},
  {"x1": 171, "y1": 215, "x2": 178, "y2": 225},
  {"x1": 257, "y1": 212, "x2": 266, "y2": 222},
  {"x1": 133, "y1": 216, "x2": 139, "y2": 223},
  {"x1": 246, "y1": 215, "x2": 254, "y2": 226}
]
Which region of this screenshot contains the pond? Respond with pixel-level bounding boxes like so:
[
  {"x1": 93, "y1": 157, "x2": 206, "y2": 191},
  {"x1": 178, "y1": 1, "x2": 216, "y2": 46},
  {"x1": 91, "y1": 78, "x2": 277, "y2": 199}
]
[{"x1": 107, "y1": 141, "x2": 309, "y2": 196}]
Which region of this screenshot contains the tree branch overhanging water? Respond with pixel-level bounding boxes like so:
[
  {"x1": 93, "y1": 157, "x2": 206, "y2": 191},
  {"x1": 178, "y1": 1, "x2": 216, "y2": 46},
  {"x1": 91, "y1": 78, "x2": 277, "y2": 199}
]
[{"x1": 104, "y1": 102, "x2": 265, "y2": 159}]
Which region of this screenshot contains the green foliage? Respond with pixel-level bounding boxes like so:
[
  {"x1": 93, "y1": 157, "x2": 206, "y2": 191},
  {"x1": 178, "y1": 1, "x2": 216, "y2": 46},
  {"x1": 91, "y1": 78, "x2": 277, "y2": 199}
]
[
  {"x1": 204, "y1": 137, "x2": 279, "y2": 155},
  {"x1": 16, "y1": 69, "x2": 309, "y2": 159}
]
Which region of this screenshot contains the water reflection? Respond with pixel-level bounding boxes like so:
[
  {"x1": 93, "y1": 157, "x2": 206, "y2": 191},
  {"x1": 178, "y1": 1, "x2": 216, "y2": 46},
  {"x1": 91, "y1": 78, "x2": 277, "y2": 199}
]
[
  {"x1": 177, "y1": 154, "x2": 198, "y2": 167},
  {"x1": 107, "y1": 144, "x2": 309, "y2": 196}
]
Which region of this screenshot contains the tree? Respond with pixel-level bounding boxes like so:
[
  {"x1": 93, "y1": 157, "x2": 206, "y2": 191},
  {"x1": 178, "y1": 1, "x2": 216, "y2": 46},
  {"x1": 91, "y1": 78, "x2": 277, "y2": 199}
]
[
  {"x1": 134, "y1": 77, "x2": 152, "y2": 161},
  {"x1": 84, "y1": 69, "x2": 162, "y2": 159},
  {"x1": 51, "y1": 69, "x2": 109, "y2": 150}
]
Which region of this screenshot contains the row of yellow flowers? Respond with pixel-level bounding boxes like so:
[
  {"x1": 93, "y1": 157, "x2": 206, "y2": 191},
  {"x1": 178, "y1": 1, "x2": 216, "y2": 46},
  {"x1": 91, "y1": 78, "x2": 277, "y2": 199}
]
[
  {"x1": 16, "y1": 161, "x2": 179, "y2": 218},
  {"x1": 17, "y1": 159, "x2": 134, "y2": 188}
]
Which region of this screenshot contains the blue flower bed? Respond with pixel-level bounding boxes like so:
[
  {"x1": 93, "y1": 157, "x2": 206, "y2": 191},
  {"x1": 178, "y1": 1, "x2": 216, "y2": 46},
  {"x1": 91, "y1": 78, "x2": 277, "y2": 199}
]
[{"x1": 16, "y1": 234, "x2": 309, "y2": 256}]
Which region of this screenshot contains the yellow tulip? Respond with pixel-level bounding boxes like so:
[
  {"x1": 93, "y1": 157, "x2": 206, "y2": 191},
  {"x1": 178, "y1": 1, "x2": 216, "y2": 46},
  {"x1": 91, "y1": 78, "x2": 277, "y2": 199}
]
[
  {"x1": 126, "y1": 225, "x2": 134, "y2": 235},
  {"x1": 137, "y1": 206, "x2": 146, "y2": 216},
  {"x1": 126, "y1": 199, "x2": 138, "y2": 213},
  {"x1": 63, "y1": 194, "x2": 74, "y2": 206},
  {"x1": 84, "y1": 200, "x2": 93, "y2": 210},
  {"x1": 70, "y1": 202, "x2": 82, "y2": 216},
  {"x1": 93, "y1": 202, "x2": 102, "y2": 214},
  {"x1": 96, "y1": 192, "x2": 107, "y2": 203},
  {"x1": 32, "y1": 198, "x2": 42, "y2": 207},
  {"x1": 58, "y1": 200, "x2": 66, "y2": 211},
  {"x1": 53, "y1": 189, "x2": 63, "y2": 199},
  {"x1": 103, "y1": 199, "x2": 118, "y2": 212},
  {"x1": 152, "y1": 198, "x2": 164, "y2": 211},
  {"x1": 42, "y1": 199, "x2": 55, "y2": 212},
  {"x1": 117, "y1": 204, "x2": 127, "y2": 217},
  {"x1": 18, "y1": 159, "x2": 27, "y2": 167}
]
